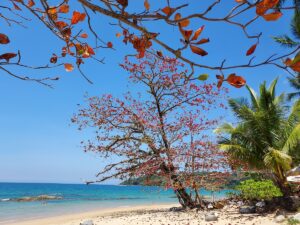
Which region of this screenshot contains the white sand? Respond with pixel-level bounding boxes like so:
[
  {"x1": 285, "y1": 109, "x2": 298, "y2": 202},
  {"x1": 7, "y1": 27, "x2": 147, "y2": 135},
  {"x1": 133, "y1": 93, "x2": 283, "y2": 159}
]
[{"x1": 9, "y1": 203, "x2": 279, "y2": 225}]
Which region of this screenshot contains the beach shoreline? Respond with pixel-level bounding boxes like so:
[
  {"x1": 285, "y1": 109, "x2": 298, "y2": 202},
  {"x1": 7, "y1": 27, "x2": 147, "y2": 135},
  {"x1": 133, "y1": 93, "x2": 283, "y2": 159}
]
[
  {"x1": 5, "y1": 203, "x2": 178, "y2": 225},
  {"x1": 5, "y1": 202, "x2": 281, "y2": 225}
]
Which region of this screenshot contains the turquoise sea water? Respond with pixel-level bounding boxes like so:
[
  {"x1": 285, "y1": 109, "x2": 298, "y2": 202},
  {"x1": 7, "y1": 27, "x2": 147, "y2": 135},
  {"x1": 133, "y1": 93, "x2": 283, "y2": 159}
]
[{"x1": 0, "y1": 183, "x2": 230, "y2": 224}]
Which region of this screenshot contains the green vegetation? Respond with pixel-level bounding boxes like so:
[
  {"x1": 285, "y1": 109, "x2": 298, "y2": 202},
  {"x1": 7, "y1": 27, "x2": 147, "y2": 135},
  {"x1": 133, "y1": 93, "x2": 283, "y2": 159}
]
[
  {"x1": 120, "y1": 175, "x2": 166, "y2": 186},
  {"x1": 235, "y1": 179, "x2": 283, "y2": 201},
  {"x1": 216, "y1": 78, "x2": 300, "y2": 194},
  {"x1": 287, "y1": 218, "x2": 300, "y2": 225}
]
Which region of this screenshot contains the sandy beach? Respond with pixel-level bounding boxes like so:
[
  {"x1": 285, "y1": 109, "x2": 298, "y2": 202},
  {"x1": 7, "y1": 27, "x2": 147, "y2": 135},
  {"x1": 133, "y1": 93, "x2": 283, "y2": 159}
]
[{"x1": 8, "y1": 203, "x2": 280, "y2": 225}]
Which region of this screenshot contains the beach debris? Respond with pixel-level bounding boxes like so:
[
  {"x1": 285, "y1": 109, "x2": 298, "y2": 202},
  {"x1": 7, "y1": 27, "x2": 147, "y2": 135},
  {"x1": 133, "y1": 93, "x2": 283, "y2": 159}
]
[
  {"x1": 287, "y1": 175, "x2": 300, "y2": 183},
  {"x1": 207, "y1": 203, "x2": 214, "y2": 209},
  {"x1": 205, "y1": 212, "x2": 218, "y2": 221},
  {"x1": 169, "y1": 207, "x2": 185, "y2": 212},
  {"x1": 255, "y1": 201, "x2": 266, "y2": 213},
  {"x1": 287, "y1": 165, "x2": 300, "y2": 176},
  {"x1": 80, "y1": 220, "x2": 94, "y2": 225},
  {"x1": 274, "y1": 215, "x2": 285, "y2": 223},
  {"x1": 214, "y1": 201, "x2": 225, "y2": 209},
  {"x1": 239, "y1": 206, "x2": 256, "y2": 214}
]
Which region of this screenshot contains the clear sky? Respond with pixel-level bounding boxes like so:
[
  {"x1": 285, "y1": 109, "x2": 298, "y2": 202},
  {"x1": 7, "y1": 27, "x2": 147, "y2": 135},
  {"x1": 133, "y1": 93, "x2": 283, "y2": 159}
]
[{"x1": 0, "y1": 1, "x2": 296, "y2": 184}]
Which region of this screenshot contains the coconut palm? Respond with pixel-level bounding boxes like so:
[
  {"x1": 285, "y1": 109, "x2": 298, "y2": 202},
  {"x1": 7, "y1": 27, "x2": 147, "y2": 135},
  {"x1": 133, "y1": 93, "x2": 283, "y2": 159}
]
[
  {"x1": 287, "y1": 75, "x2": 300, "y2": 101},
  {"x1": 273, "y1": 5, "x2": 300, "y2": 101},
  {"x1": 216, "y1": 78, "x2": 300, "y2": 194}
]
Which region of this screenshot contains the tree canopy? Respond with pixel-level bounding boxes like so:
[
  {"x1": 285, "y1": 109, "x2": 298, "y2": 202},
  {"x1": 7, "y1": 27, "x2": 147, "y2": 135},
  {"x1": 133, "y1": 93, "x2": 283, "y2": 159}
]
[{"x1": 1, "y1": 0, "x2": 300, "y2": 87}]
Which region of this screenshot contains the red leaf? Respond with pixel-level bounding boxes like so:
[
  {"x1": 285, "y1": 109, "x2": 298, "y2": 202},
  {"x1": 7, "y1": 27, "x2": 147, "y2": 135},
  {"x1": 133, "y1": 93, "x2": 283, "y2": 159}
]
[
  {"x1": 59, "y1": 4, "x2": 69, "y2": 13},
  {"x1": 80, "y1": 33, "x2": 88, "y2": 38},
  {"x1": 55, "y1": 21, "x2": 68, "y2": 29},
  {"x1": 64, "y1": 63, "x2": 74, "y2": 72},
  {"x1": 190, "y1": 45, "x2": 208, "y2": 56},
  {"x1": 162, "y1": 6, "x2": 173, "y2": 15},
  {"x1": 179, "y1": 27, "x2": 193, "y2": 41},
  {"x1": 246, "y1": 44, "x2": 257, "y2": 56},
  {"x1": 262, "y1": 11, "x2": 282, "y2": 21},
  {"x1": 157, "y1": 51, "x2": 163, "y2": 57},
  {"x1": 0, "y1": 34, "x2": 10, "y2": 44},
  {"x1": 107, "y1": 42, "x2": 113, "y2": 48},
  {"x1": 117, "y1": 0, "x2": 128, "y2": 7},
  {"x1": 235, "y1": 0, "x2": 246, "y2": 3},
  {"x1": 216, "y1": 74, "x2": 224, "y2": 89},
  {"x1": 175, "y1": 13, "x2": 181, "y2": 20},
  {"x1": 28, "y1": 0, "x2": 35, "y2": 7},
  {"x1": 144, "y1": 0, "x2": 150, "y2": 11},
  {"x1": 71, "y1": 11, "x2": 86, "y2": 25},
  {"x1": 256, "y1": 0, "x2": 280, "y2": 16},
  {"x1": 284, "y1": 58, "x2": 300, "y2": 72},
  {"x1": 47, "y1": 8, "x2": 58, "y2": 21},
  {"x1": 13, "y1": 2, "x2": 22, "y2": 10},
  {"x1": 179, "y1": 19, "x2": 190, "y2": 27},
  {"x1": 50, "y1": 54, "x2": 58, "y2": 64},
  {"x1": 191, "y1": 26, "x2": 205, "y2": 41},
  {"x1": 0, "y1": 53, "x2": 17, "y2": 62},
  {"x1": 226, "y1": 73, "x2": 246, "y2": 88},
  {"x1": 194, "y1": 38, "x2": 209, "y2": 45}
]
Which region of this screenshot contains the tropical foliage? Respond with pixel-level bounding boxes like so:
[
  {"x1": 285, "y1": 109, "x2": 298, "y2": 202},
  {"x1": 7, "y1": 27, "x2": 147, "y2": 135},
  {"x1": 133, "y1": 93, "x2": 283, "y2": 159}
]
[
  {"x1": 216, "y1": 78, "x2": 300, "y2": 194},
  {"x1": 235, "y1": 179, "x2": 283, "y2": 201}
]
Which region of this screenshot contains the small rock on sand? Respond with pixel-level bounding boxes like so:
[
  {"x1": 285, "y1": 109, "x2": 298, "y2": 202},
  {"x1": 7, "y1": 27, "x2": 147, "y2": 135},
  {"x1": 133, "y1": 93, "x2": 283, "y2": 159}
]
[
  {"x1": 205, "y1": 212, "x2": 218, "y2": 222},
  {"x1": 80, "y1": 220, "x2": 94, "y2": 225},
  {"x1": 274, "y1": 215, "x2": 285, "y2": 223}
]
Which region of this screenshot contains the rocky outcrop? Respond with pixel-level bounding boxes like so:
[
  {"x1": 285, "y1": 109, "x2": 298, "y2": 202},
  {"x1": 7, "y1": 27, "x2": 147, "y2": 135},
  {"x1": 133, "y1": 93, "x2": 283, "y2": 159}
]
[{"x1": 12, "y1": 195, "x2": 62, "y2": 202}]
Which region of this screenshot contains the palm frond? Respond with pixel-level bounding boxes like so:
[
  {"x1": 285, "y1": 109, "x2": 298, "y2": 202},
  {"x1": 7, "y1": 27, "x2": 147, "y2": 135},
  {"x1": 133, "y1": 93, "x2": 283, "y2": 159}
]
[
  {"x1": 282, "y1": 124, "x2": 300, "y2": 153},
  {"x1": 291, "y1": 9, "x2": 300, "y2": 40},
  {"x1": 214, "y1": 123, "x2": 234, "y2": 134},
  {"x1": 246, "y1": 85, "x2": 259, "y2": 110},
  {"x1": 264, "y1": 148, "x2": 292, "y2": 172},
  {"x1": 268, "y1": 78, "x2": 278, "y2": 100},
  {"x1": 272, "y1": 35, "x2": 299, "y2": 48}
]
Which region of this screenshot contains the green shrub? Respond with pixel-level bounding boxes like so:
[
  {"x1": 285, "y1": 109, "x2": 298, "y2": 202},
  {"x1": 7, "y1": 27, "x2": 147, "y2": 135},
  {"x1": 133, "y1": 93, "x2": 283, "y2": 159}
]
[
  {"x1": 287, "y1": 218, "x2": 300, "y2": 225},
  {"x1": 235, "y1": 179, "x2": 283, "y2": 201}
]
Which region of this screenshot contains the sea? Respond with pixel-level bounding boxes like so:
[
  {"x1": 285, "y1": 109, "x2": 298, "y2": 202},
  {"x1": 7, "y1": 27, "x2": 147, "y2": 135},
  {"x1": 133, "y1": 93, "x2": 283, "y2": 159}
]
[{"x1": 0, "y1": 183, "x2": 231, "y2": 224}]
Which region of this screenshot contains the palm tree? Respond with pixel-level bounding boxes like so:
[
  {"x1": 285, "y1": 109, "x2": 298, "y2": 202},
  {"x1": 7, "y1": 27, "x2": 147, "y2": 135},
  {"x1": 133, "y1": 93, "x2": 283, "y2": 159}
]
[
  {"x1": 274, "y1": 3, "x2": 300, "y2": 100},
  {"x1": 287, "y1": 75, "x2": 300, "y2": 101},
  {"x1": 216, "y1": 78, "x2": 300, "y2": 195}
]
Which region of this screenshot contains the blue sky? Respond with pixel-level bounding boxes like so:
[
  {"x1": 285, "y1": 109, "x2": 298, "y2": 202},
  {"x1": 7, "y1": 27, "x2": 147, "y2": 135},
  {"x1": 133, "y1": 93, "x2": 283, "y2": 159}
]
[{"x1": 0, "y1": 1, "x2": 296, "y2": 184}]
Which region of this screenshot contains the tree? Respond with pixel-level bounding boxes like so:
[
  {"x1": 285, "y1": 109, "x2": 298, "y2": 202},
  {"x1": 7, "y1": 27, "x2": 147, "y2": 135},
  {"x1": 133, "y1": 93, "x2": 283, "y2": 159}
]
[
  {"x1": 1, "y1": 0, "x2": 300, "y2": 87},
  {"x1": 273, "y1": 6, "x2": 300, "y2": 101},
  {"x1": 216, "y1": 78, "x2": 300, "y2": 195},
  {"x1": 72, "y1": 54, "x2": 229, "y2": 208}
]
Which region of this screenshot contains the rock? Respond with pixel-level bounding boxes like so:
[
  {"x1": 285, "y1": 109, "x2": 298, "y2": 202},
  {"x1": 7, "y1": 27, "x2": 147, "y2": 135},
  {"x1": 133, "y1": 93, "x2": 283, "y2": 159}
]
[
  {"x1": 274, "y1": 215, "x2": 285, "y2": 223},
  {"x1": 237, "y1": 201, "x2": 244, "y2": 207},
  {"x1": 293, "y1": 213, "x2": 300, "y2": 221},
  {"x1": 169, "y1": 207, "x2": 185, "y2": 212},
  {"x1": 239, "y1": 206, "x2": 256, "y2": 214},
  {"x1": 214, "y1": 201, "x2": 225, "y2": 209},
  {"x1": 255, "y1": 201, "x2": 267, "y2": 213},
  {"x1": 14, "y1": 195, "x2": 62, "y2": 202},
  {"x1": 279, "y1": 196, "x2": 300, "y2": 211},
  {"x1": 207, "y1": 203, "x2": 214, "y2": 209},
  {"x1": 275, "y1": 209, "x2": 287, "y2": 217},
  {"x1": 80, "y1": 220, "x2": 94, "y2": 225},
  {"x1": 205, "y1": 213, "x2": 218, "y2": 222}
]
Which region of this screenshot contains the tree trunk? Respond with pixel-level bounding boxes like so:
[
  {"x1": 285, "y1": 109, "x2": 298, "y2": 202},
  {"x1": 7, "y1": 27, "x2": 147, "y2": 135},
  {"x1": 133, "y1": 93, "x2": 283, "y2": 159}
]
[
  {"x1": 160, "y1": 163, "x2": 197, "y2": 208},
  {"x1": 275, "y1": 175, "x2": 292, "y2": 197},
  {"x1": 174, "y1": 187, "x2": 196, "y2": 209}
]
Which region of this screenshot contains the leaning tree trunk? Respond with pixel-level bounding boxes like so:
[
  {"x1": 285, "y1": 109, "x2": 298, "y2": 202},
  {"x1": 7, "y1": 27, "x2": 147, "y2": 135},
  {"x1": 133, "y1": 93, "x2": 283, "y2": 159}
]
[
  {"x1": 160, "y1": 163, "x2": 197, "y2": 208},
  {"x1": 170, "y1": 174, "x2": 197, "y2": 209}
]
